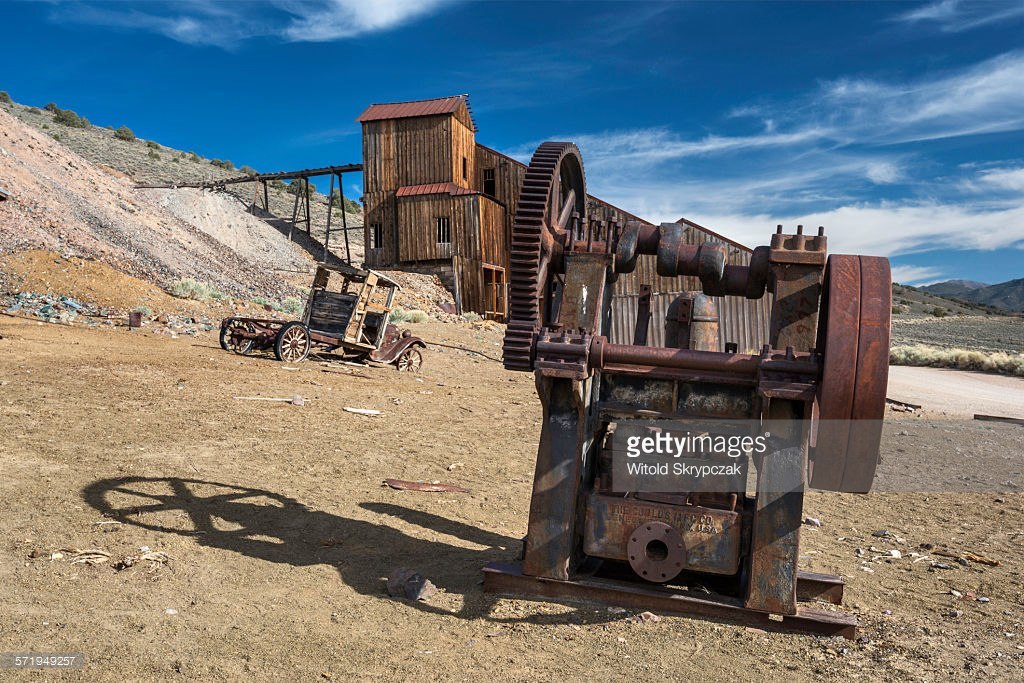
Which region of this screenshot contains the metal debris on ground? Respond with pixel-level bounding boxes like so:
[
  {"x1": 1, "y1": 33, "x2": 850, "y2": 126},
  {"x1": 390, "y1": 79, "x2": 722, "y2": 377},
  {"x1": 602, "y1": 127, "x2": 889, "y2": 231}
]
[
  {"x1": 973, "y1": 414, "x2": 1024, "y2": 427},
  {"x1": 933, "y1": 548, "x2": 1001, "y2": 567},
  {"x1": 886, "y1": 397, "x2": 921, "y2": 413},
  {"x1": 383, "y1": 479, "x2": 470, "y2": 493},
  {"x1": 386, "y1": 568, "x2": 437, "y2": 601}
]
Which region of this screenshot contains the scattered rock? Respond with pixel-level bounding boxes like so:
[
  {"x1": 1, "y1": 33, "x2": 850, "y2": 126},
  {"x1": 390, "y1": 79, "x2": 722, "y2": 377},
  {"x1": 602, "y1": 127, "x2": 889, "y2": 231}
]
[
  {"x1": 386, "y1": 568, "x2": 437, "y2": 601},
  {"x1": 803, "y1": 516, "x2": 822, "y2": 527},
  {"x1": 633, "y1": 611, "x2": 662, "y2": 624}
]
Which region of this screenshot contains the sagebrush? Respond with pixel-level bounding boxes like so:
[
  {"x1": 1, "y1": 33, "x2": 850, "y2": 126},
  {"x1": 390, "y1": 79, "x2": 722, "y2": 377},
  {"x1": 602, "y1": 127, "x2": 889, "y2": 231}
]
[
  {"x1": 170, "y1": 279, "x2": 225, "y2": 301},
  {"x1": 890, "y1": 344, "x2": 1024, "y2": 377}
]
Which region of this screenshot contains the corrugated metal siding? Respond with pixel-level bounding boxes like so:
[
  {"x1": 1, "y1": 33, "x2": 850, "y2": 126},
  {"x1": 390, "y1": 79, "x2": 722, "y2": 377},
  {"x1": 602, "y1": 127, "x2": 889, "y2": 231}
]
[
  {"x1": 610, "y1": 292, "x2": 771, "y2": 353},
  {"x1": 609, "y1": 223, "x2": 772, "y2": 353}
]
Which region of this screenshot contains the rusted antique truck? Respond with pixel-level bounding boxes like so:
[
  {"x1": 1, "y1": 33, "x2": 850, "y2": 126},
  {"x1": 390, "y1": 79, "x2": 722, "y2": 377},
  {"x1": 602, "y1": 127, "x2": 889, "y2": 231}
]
[{"x1": 219, "y1": 263, "x2": 425, "y2": 370}]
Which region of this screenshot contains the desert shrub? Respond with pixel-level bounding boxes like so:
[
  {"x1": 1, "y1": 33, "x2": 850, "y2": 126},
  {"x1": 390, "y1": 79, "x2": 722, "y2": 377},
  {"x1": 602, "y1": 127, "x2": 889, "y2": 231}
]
[
  {"x1": 239, "y1": 165, "x2": 257, "y2": 176},
  {"x1": 41, "y1": 123, "x2": 49, "y2": 129},
  {"x1": 44, "y1": 102, "x2": 59, "y2": 112},
  {"x1": 389, "y1": 306, "x2": 411, "y2": 323},
  {"x1": 0, "y1": 91, "x2": 11, "y2": 104},
  {"x1": 53, "y1": 107, "x2": 89, "y2": 128},
  {"x1": 189, "y1": 151, "x2": 201, "y2": 162},
  {"x1": 27, "y1": 107, "x2": 41, "y2": 114},
  {"x1": 461, "y1": 312, "x2": 482, "y2": 322},
  {"x1": 210, "y1": 159, "x2": 234, "y2": 170},
  {"x1": 251, "y1": 296, "x2": 281, "y2": 311},
  {"x1": 287, "y1": 180, "x2": 314, "y2": 197},
  {"x1": 931, "y1": 306, "x2": 948, "y2": 318},
  {"x1": 113, "y1": 126, "x2": 135, "y2": 141},
  {"x1": 146, "y1": 140, "x2": 159, "y2": 149},
  {"x1": 406, "y1": 309, "x2": 429, "y2": 323},
  {"x1": 281, "y1": 297, "x2": 303, "y2": 315},
  {"x1": 50, "y1": 132, "x2": 62, "y2": 141},
  {"x1": 890, "y1": 344, "x2": 1024, "y2": 377},
  {"x1": 269, "y1": 179, "x2": 287, "y2": 191},
  {"x1": 171, "y1": 157, "x2": 180, "y2": 163},
  {"x1": 330, "y1": 190, "x2": 361, "y2": 213},
  {"x1": 52, "y1": 107, "x2": 87, "y2": 127},
  {"x1": 133, "y1": 305, "x2": 153, "y2": 317},
  {"x1": 148, "y1": 149, "x2": 160, "y2": 159},
  {"x1": 170, "y1": 279, "x2": 225, "y2": 301}
]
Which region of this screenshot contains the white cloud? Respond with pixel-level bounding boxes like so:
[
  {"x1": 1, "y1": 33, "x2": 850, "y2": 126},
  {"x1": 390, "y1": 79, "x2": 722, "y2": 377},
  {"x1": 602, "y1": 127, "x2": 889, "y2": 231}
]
[
  {"x1": 889, "y1": 264, "x2": 947, "y2": 285},
  {"x1": 894, "y1": 0, "x2": 1024, "y2": 33},
  {"x1": 279, "y1": 0, "x2": 454, "y2": 42},
  {"x1": 51, "y1": 0, "x2": 457, "y2": 48},
  {"x1": 976, "y1": 166, "x2": 1024, "y2": 192},
  {"x1": 818, "y1": 51, "x2": 1024, "y2": 144},
  {"x1": 682, "y1": 203, "x2": 1024, "y2": 258}
]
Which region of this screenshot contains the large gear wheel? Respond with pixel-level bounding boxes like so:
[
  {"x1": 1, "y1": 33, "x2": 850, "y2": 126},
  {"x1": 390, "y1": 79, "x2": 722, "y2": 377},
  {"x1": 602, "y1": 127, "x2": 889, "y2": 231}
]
[{"x1": 503, "y1": 142, "x2": 587, "y2": 371}]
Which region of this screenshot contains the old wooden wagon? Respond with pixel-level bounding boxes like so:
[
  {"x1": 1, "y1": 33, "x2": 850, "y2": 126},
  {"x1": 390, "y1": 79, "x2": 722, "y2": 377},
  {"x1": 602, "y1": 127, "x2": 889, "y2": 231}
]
[{"x1": 219, "y1": 262, "x2": 425, "y2": 370}]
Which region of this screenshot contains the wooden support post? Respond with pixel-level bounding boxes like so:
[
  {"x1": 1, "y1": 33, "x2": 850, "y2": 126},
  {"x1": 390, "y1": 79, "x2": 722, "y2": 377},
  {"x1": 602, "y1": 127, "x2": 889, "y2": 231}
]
[
  {"x1": 339, "y1": 173, "x2": 351, "y2": 265},
  {"x1": 304, "y1": 178, "x2": 311, "y2": 235},
  {"x1": 324, "y1": 173, "x2": 335, "y2": 262}
]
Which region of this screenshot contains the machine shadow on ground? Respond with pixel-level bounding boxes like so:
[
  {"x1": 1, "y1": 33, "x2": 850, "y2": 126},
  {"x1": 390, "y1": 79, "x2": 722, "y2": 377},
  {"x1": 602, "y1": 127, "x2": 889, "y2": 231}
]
[{"x1": 80, "y1": 476, "x2": 606, "y2": 626}]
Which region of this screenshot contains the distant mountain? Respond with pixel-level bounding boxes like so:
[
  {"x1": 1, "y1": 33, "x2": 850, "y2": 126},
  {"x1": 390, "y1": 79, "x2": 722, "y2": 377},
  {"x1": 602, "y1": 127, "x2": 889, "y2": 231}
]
[
  {"x1": 922, "y1": 278, "x2": 1024, "y2": 313},
  {"x1": 921, "y1": 280, "x2": 988, "y2": 298}
]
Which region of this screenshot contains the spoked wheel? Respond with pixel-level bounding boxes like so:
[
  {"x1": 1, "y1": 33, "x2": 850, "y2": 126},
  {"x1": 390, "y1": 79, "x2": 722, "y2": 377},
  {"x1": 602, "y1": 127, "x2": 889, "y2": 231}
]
[
  {"x1": 810, "y1": 254, "x2": 892, "y2": 493},
  {"x1": 396, "y1": 347, "x2": 423, "y2": 372},
  {"x1": 274, "y1": 321, "x2": 311, "y2": 362},
  {"x1": 502, "y1": 142, "x2": 587, "y2": 372},
  {"x1": 220, "y1": 319, "x2": 255, "y2": 355}
]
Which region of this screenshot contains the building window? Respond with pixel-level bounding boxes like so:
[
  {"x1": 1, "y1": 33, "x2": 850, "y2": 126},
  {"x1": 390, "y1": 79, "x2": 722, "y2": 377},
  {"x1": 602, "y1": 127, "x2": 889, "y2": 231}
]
[
  {"x1": 483, "y1": 168, "x2": 495, "y2": 197},
  {"x1": 436, "y1": 217, "x2": 451, "y2": 245},
  {"x1": 462, "y1": 157, "x2": 468, "y2": 180},
  {"x1": 370, "y1": 223, "x2": 383, "y2": 249}
]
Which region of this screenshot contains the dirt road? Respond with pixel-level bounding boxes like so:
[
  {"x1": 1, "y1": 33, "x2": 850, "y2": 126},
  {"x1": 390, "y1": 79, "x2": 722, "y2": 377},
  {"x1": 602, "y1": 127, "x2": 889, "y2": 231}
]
[
  {"x1": 1, "y1": 316, "x2": 1022, "y2": 681},
  {"x1": 888, "y1": 366, "x2": 1024, "y2": 419}
]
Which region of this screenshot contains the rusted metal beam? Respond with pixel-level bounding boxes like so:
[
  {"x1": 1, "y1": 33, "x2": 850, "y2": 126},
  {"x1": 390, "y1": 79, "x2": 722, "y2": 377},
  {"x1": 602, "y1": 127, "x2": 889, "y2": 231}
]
[{"x1": 483, "y1": 563, "x2": 857, "y2": 639}]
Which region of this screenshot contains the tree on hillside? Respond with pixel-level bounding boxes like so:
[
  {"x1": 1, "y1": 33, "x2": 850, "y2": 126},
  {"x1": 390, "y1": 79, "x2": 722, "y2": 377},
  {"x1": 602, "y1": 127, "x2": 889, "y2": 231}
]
[
  {"x1": 53, "y1": 107, "x2": 89, "y2": 128},
  {"x1": 330, "y1": 189, "x2": 361, "y2": 213},
  {"x1": 287, "y1": 180, "x2": 315, "y2": 197},
  {"x1": 114, "y1": 126, "x2": 135, "y2": 142},
  {"x1": 0, "y1": 91, "x2": 11, "y2": 105}
]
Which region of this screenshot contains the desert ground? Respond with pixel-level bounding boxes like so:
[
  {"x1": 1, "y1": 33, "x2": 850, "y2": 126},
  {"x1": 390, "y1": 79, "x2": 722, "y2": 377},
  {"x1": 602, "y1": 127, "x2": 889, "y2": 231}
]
[{"x1": 1, "y1": 314, "x2": 1022, "y2": 682}]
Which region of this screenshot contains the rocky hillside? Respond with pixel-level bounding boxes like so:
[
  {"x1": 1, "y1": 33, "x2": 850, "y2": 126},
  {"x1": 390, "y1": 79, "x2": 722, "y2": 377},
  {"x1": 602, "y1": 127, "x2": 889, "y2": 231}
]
[
  {"x1": 0, "y1": 106, "x2": 298, "y2": 299},
  {"x1": 922, "y1": 278, "x2": 1024, "y2": 313},
  {"x1": 4, "y1": 98, "x2": 364, "y2": 262}
]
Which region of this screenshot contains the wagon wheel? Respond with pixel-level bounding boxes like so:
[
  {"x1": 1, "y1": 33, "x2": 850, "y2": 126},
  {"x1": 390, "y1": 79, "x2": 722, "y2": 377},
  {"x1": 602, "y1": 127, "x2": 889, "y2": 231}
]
[
  {"x1": 396, "y1": 347, "x2": 423, "y2": 372},
  {"x1": 274, "y1": 321, "x2": 311, "y2": 363},
  {"x1": 810, "y1": 255, "x2": 891, "y2": 493},
  {"x1": 220, "y1": 319, "x2": 255, "y2": 355},
  {"x1": 502, "y1": 142, "x2": 587, "y2": 372}
]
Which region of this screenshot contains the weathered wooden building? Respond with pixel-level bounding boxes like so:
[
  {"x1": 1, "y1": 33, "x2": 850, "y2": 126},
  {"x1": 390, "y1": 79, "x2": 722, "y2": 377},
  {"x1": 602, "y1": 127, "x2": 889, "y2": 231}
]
[{"x1": 357, "y1": 95, "x2": 770, "y2": 352}]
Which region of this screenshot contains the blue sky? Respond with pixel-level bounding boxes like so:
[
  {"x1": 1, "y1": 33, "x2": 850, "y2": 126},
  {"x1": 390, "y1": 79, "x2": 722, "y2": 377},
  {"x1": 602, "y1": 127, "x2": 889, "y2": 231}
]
[{"x1": 2, "y1": 1, "x2": 1023, "y2": 285}]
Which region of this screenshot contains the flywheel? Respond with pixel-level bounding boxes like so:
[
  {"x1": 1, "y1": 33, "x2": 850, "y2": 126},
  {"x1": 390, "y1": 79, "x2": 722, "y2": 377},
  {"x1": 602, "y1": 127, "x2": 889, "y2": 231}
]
[
  {"x1": 810, "y1": 255, "x2": 892, "y2": 492},
  {"x1": 502, "y1": 142, "x2": 587, "y2": 371}
]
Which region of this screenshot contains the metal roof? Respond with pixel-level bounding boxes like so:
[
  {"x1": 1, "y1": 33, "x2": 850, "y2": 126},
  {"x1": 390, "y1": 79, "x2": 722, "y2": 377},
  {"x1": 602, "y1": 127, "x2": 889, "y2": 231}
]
[
  {"x1": 395, "y1": 182, "x2": 478, "y2": 197},
  {"x1": 676, "y1": 216, "x2": 753, "y2": 252},
  {"x1": 356, "y1": 95, "x2": 476, "y2": 131}
]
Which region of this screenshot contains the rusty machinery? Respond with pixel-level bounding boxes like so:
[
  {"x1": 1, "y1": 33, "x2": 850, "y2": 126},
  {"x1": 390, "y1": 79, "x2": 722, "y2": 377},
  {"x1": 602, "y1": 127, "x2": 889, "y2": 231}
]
[{"x1": 484, "y1": 142, "x2": 892, "y2": 637}]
